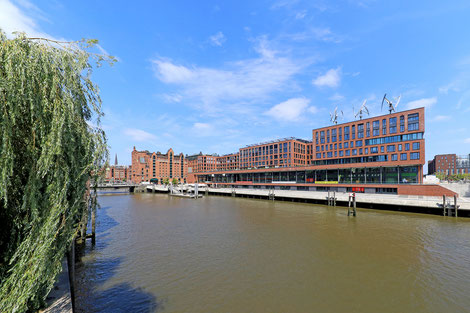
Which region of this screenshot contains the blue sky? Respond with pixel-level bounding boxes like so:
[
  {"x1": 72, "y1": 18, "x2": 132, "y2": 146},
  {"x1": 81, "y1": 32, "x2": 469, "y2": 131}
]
[{"x1": 1, "y1": 0, "x2": 470, "y2": 170}]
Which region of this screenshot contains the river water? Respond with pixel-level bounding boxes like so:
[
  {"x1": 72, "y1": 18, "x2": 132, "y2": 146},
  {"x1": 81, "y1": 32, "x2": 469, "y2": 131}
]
[{"x1": 75, "y1": 193, "x2": 470, "y2": 313}]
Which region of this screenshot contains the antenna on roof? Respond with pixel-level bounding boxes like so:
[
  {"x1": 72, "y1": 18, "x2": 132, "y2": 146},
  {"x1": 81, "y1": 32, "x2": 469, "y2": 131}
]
[
  {"x1": 381, "y1": 93, "x2": 401, "y2": 114},
  {"x1": 354, "y1": 99, "x2": 369, "y2": 120},
  {"x1": 330, "y1": 106, "x2": 343, "y2": 125}
]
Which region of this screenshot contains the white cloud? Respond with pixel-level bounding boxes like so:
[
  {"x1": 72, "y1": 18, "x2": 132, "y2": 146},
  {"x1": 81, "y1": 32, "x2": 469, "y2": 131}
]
[
  {"x1": 163, "y1": 93, "x2": 183, "y2": 103},
  {"x1": 308, "y1": 106, "x2": 319, "y2": 114},
  {"x1": 264, "y1": 97, "x2": 310, "y2": 121},
  {"x1": 284, "y1": 27, "x2": 342, "y2": 43},
  {"x1": 0, "y1": 0, "x2": 57, "y2": 39},
  {"x1": 209, "y1": 31, "x2": 226, "y2": 46},
  {"x1": 329, "y1": 93, "x2": 345, "y2": 102},
  {"x1": 153, "y1": 61, "x2": 194, "y2": 83},
  {"x1": 191, "y1": 122, "x2": 215, "y2": 137},
  {"x1": 431, "y1": 115, "x2": 451, "y2": 122},
  {"x1": 313, "y1": 68, "x2": 341, "y2": 88},
  {"x1": 295, "y1": 10, "x2": 307, "y2": 19},
  {"x1": 123, "y1": 128, "x2": 157, "y2": 142},
  {"x1": 406, "y1": 97, "x2": 437, "y2": 109},
  {"x1": 152, "y1": 38, "x2": 302, "y2": 112}
]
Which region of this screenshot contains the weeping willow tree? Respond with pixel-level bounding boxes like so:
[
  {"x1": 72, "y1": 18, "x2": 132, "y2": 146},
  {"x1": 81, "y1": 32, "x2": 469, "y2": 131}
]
[{"x1": 0, "y1": 30, "x2": 113, "y2": 312}]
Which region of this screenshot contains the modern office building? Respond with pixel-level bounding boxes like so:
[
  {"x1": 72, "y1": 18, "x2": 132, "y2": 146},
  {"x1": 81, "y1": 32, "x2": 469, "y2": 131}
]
[
  {"x1": 238, "y1": 137, "x2": 310, "y2": 169},
  {"x1": 131, "y1": 147, "x2": 187, "y2": 184},
  {"x1": 217, "y1": 153, "x2": 240, "y2": 171},
  {"x1": 428, "y1": 154, "x2": 470, "y2": 175},
  {"x1": 194, "y1": 107, "x2": 427, "y2": 195}
]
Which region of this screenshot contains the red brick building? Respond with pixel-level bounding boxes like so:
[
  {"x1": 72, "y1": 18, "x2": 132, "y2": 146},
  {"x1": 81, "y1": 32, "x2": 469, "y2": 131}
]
[
  {"x1": 194, "y1": 107, "x2": 429, "y2": 195},
  {"x1": 217, "y1": 153, "x2": 240, "y2": 171},
  {"x1": 131, "y1": 147, "x2": 187, "y2": 184},
  {"x1": 428, "y1": 154, "x2": 470, "y2": 175},
  {"x1": 239, "y1": 137, "x2": 310, "y2": 169}
]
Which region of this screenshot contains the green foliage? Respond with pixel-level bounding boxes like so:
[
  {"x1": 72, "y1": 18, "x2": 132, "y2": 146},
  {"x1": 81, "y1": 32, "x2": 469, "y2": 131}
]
[
  {"x1": 0, "y1": 31, "x2": 111, "y2": 312},
  {"x1": 163, "y1": 178, "x2": 170, "y2": 185},
  {"x1": 434, "y1": 172, "x2": 470, "y2": 182},
  {"x1": 172, "y1": 178, "x2": 179, "y2": 185}
]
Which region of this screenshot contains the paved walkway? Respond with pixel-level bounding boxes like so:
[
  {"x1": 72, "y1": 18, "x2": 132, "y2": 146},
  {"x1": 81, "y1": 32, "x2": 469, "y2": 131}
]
[{"x1": 40, "y1": 259, "x2": 73, "y2": 313}]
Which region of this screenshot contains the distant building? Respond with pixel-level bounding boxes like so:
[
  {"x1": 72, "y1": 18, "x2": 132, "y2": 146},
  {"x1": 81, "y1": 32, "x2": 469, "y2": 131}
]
[
  {"x1": 428, "y1": 154, "x2": 470, "y2": 175},
  {"x1": 105, "y1": 165, "x2": 131, "y2": 182},
  {"x1": 131, "y1": 147, "x2": 187, "y2": 184}
]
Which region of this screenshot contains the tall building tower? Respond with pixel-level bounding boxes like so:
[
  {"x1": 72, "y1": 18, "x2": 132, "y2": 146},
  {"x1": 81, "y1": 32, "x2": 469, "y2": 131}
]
[{"x1": 115, "y1": 153, "x2": 118, "y2": 166}]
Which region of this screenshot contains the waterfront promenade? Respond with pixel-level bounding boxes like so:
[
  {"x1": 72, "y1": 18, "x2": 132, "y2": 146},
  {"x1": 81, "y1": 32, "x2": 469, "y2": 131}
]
[{"x1": 145, "y1": 185, "x2": 470, "y2": 214}]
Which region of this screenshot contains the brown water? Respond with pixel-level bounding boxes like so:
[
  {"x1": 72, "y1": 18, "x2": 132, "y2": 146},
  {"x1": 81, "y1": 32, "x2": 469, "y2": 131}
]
[{"x1": 75, "y1": 193, "x2": 470, "y2": 313}]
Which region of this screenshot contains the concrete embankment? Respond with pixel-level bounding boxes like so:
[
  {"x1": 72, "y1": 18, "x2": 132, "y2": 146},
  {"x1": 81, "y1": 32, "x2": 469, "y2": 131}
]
[
  {"x1": 145, "y1": 185, "x2": 469, "y2": 216},
  {"x1": 40, "y1": 260, "x2": 73, "y2": 313}
]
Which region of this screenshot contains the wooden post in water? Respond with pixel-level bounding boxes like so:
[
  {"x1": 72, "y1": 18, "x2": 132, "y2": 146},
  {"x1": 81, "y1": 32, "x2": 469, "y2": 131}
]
[
  {"x1": 348, "y1": 194, "x2": 351, "y2": 216},
  {"x1": 68, "y1": 236, "x2": 76, "y2": 309},
  {"x1": 91, "y1": 192, "x2": 96, "y2": 245},
  {"x1": 454, "y1": 195, "x2": 458, "y2": 217},
  {"x1": 353, "y1": 193, "x2": 357, "y2": 216},
  {"x1": 333, "y1": 191, "x2": 336, "y2": 207},
  {"x1": 443, "y1": 195, "x2": 446, "y2": 216}
]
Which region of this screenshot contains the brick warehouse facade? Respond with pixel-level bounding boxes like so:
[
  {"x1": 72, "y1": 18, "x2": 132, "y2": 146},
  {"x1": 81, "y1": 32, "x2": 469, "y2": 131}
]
[
  {"x1": 131, "y1": 147, "x2": 187, "y2": 184},
  {"x1": 428, "y1": 154, "x2": 470, "y2": 175},
  {"x1": 194, "y1": 107, "x2": 427, "y2": 195}
]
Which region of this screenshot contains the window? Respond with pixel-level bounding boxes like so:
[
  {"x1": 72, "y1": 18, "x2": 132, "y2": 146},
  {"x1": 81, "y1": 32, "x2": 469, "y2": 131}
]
[
  {"x1": 332, "y1": 128, "x2": 337, "y2": 142},
  {"x1": 387, "y1": 145, "x2": 396, "y2": 152},
  {"x1": 400, "y1": 115, "x2": 405, "y2": 132},
  {"x1": 356, "y1": 140, "x2": 363, "y2": 147},
  {"x1": 352, "y1": 149, "x2": 357, "y2": 155},
  {"x1": 320, "y1": 131, "x2": 325, "y2": 144},
  {"x1": 358, "y1": 124, "x2": 364, "y2": 138},
  {"x1": 344, "y1": 126, "x2": 350, "y2": 140},
  {"x1": 410, "y1": 152, "x2": 420, "y2": 160},
  {"x1": 389, "y1": 117, "x2": 397, "y2": 134},
  {"x1": 408, "y1": 113, "x2": 419, "y2": 131},
  {"x1": 371, "y1": 147, "x2": 378, "y2": 153},
  {"x1": 400, "y1": 153, "x2": 407, "y2": 160},
  {"x1": 382, "y1": 119, "x2": 387, "y2": 135},
  {"x1": 365, "y1": 148, "x2": 368, "y2": 154},
  {"x1": 339, "y1": 151, "x2": 344, "y2": 157},
  {"x1": 391, "y1": 154, "x2": 398, "y2": 161},
  {"x1": 352, "y1": 125, "x2": 356, "y2": 139},
  {"x1": 339, "y1": 143, "x2": 342, "y2": 149},
  {"x1": 359, "y1": 148, "x2": 363, "y2": 154},
  {"x1": 398, "y1": 144, "x2": 402, "y2": 151},
  {"x1": 405, "y1": 143, "x2": 410, "y2": 151},
  {"x1": 373, "y1": 120, "x2": 379, "y2": 136},
  {"x1": 351, "y1": 141, "x2": 354, "y2": 148},
  {"x1": 327, "y1": 152, "x2": 332, "y2": 158},
  {"x1": 316, "y1": 153, "x2": 321, "y2": 158},
  {"x1": 412, "y1": 142, "x2": 420, "y2": 150},
  {"x1": 346, "y1": 150, "x2": 350, "y2": 156},
  {"x1": 380, "y1": 146, "x2": 384, "y2": 153},
  {"x1": 327, "y1": 130, "x2": 330, "y2": 143},
  {"x1": 366, "y1": 122, "x2": 370, "y2": 137}
]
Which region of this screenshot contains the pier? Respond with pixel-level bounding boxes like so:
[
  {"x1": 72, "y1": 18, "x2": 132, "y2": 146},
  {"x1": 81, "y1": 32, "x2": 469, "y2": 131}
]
[{"x1": 145, "y1": 184, "x2": 470, "y2": 216}]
